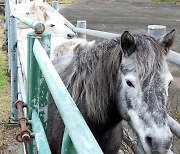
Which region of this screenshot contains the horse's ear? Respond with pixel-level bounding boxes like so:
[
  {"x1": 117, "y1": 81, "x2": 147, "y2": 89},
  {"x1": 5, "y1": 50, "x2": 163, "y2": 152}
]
[
  {"x1": 72, "y1": 42, "x2": 82, "y2": 54},
  {"x1": 43, "y1": 11, "x2": 49, "y2": 20},
  {"x1": 159, "y1": 29, "x2": 176, "y2": 54},
  {"x1": 121, "y1": 31, "x2": 136, "y2": 56}
]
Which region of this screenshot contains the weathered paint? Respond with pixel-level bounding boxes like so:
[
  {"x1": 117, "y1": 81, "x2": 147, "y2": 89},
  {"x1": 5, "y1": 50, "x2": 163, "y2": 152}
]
[
  {"x1": 32, "y1": 110, "x2": 51, "y2": 154},
  {"x1": 61, "y1": 128, "x2": 77, "y2": 154},
  {"x1": 27, "y1": 31, "x2": 51, "y2": 154},
  {"x1": 27, "y1": 31, "x2": 51, "y2": 129},
  {"x1": 9, "y1": 10, "x2": 18, "y2": 121}
]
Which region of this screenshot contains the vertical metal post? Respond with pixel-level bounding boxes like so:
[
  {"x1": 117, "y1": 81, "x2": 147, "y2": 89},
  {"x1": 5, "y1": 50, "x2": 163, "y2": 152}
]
[
  {"x1": 51, "y1": 1, "x2": 59, "y2": 10},
  {"x1": 5, "y1": 0, "x2": 9, "y2": 45},
  {"x1": 31, "y1": 110, "x2": 52, "y2": 154},
  {"x1": 7, "y1": 0, "x2": 11, "y2": 71},
  {"x1": 27, "y1": 31, "x2": 51, "y2": 128},
  {"x1": 148, "y1": 25, "x2": 180, "y2": 65},
  {"x1": 61, "y1": 128, "x2": 77, "y2": 154},
  {"x1": 9, "y1": 13, "x2": 18, "y2": 121},
  {"x1": 148, "y1": 25, "x2": 166, "y2": 38},
  {"x1": 76, "y1": 20, "x2": 87, "y2": 39},
  {"x1": 27, "y1": 31, "x2": 51, "y2": 154}
]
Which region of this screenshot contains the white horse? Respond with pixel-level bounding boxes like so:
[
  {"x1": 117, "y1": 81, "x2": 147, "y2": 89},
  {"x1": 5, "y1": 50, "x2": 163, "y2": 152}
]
[
  {"x1": 13, "y1": 0, "x2": 75, "y2": 38},
  {"x1": 14, "y1": 0, "x2": 94, "y2": 61},
  {"x1": 42, "y1": 10, "x2": 75, "y2": 38},
  {"x1": 52, "y1": 39, "x2": 95, "y2": 59}
]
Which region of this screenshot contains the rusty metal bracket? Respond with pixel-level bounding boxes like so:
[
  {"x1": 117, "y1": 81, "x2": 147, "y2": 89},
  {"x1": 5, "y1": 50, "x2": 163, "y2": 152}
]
[
  {"x1": 34, "y1": 22, "x2": 45, "y2": 35},
  {"x1": 14, "y1": 100, "x2": 33, "y2": 144}
]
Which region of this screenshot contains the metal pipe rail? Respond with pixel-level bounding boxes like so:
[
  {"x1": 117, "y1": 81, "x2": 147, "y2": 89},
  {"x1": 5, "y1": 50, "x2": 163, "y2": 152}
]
[
  {"x1": 168, "y1": 50, "x2": 180, "y2": 66},
  {"x1": 168, "y1": 115, "x2": 180, "y2": 138},
  {"x1": 64, "y1": 16, "x2": 180, "y2": 66},
  {"x1": 12, "y1": 12, "x2": 45, "y2": 34},
  {"x1": 9, "y1": 0, "x2": 45, "y2": 35},
  {"x1": 33, "y1": 39, "x2": 103, "y2": 154},
  {"x1": 31, "y1": 110, "x2": 51, "y2": 154},
  {"x1": 9, "y1": 6, "x2": 44, "y2": 34},
  {"x1": 17, "y1": 57, "x2": 27, "y2": 104}
]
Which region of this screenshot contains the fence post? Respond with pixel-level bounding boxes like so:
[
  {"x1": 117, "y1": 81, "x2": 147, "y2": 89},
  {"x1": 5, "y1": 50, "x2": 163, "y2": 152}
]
[
  {"x1": 148, "y1": 25, "x2": 166, "y2": 37},
  {"x1": 5, "y1": 0, "x2": 9, "y2": 46},
  {"x1": 148, "y1": 25, "x2": 180, "y2": 66},
  {"x1": 7, "y1": 0, "x2": 11, "y2": 72},
  {"x1": 51, "y1": 0, "x2": 59, "y2": 10},
  {"x1": 27, "y1": 31, "x2": 51, "y2": 154},
  {"x1": 9, "y1": 10, "x2": 18, "y2": 121},
  {"x1": 76, "y1": 20, "x2": 86, "y2": 39},
  {"x1": 61, "y1": 128, "x2": 76, "y2": 154}
]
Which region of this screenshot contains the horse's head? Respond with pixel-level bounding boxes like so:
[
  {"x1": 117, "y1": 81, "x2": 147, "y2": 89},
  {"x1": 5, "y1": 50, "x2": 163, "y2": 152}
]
[
  {"x1": 118, "y1": 30, "x2": 175, "y2": 154},
  {"x1": 43, "y1": 11, "x2": 76, "y2": 38}
]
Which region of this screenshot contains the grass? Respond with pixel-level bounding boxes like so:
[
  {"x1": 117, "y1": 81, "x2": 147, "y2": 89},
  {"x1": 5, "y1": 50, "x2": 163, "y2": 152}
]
[
  {"x1": 154, "y1": 0, "x2": 180, "y2": 2},
  {"x1": 0, "y1": 15, "x2": 11, "y2": 122},
  {"x1": 0, "y1": 14, "x2": 14, "y2": 152}
]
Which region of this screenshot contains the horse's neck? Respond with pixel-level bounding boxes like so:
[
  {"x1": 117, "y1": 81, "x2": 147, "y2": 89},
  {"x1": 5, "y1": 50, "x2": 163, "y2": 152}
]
[
  {"x1": 66, "y1": 39, "x2": 122, "y2": 123},
  {"x1": 80, "y1": 99, "x2": 122, "y2": 136}
]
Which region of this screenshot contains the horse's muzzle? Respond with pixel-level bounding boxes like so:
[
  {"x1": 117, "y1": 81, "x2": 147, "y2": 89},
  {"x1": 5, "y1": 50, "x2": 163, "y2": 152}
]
[{"x1": 145, "y1": 130, "x2": 173, "y2": 154}]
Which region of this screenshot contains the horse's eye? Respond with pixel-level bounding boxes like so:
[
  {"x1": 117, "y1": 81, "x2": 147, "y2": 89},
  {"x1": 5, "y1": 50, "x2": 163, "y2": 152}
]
[
  {"x1": 126, "y1": 80, "x2": 135, "y2": 88},
  {"x1": 50, "y1": 24, "x2": 55, "y2": 27},
  {"x1": 168, "y1": 81, "x2": 172, "y2": 86}
]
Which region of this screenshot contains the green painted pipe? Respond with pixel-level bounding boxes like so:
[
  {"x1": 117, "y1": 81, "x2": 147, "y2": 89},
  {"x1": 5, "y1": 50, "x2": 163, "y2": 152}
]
[
  {"x1": 9, "y1": 0, "x2": 45, "y2": 35},
  {"x1": 32, "y1": 110, "x2": 51, "y2": 154},
  {"x1": 27, "y1": 31, "x2": 51, "y2": 154},
  {"x1": 27, "y1": 31, "x2": 50, "y2": 129},
  {"x1": 12, "y1": 12, "x2": 45, "y2": 34},
  {"x1": 33, "y1": 39, "x2": 103, "y2": 154},
  {"x1": 61, "y1": 128, "x2": 77, "y2": 154}
]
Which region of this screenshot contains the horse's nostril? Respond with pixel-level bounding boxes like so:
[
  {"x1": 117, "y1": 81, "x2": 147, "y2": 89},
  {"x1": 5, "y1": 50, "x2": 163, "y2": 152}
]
[
  {"x1": 145, "y1": 135, "x2": 172, "y2": 152},
  {"x1": 145, "y1": 136, "x2": 153, "y2": 149},
  {"x1": 165, "y1": 137, "x2": 173, "y2": 149}
]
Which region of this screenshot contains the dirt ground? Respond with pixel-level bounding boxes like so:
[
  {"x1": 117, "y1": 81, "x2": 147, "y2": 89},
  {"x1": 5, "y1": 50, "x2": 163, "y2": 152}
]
[{"x1": 0, "y1": 13, "x2": 23, "y2": 154}]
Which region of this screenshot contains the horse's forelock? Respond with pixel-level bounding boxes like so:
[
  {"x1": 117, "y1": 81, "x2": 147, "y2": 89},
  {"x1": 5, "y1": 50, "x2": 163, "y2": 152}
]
[{"x1": 134, "y1": 35, "x2": 166, "y2": 83}]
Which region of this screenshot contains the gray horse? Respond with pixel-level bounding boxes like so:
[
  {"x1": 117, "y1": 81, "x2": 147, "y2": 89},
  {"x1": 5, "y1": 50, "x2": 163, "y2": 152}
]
[{"x1": 48, "y1": 30, "x2": 175, "y2": 154}]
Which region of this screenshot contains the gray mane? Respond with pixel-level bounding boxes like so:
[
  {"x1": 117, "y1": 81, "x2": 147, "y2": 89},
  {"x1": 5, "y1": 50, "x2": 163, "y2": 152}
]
[
  {"x1": 62, "y1": 34, "x2": 166, "y2": 123},
  {"x1": 134, "y1": 35, "x2": 165, "y2": 84}
]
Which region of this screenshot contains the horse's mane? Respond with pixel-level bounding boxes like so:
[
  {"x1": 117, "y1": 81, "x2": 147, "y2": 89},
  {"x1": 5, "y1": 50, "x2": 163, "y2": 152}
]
[
  {"x1": 134, "y1": 35, "x2": 166, "y2": 84},
  {"x1": 61, "y1": 35, "x2": 166, "y2": 123},
  {"x1": 62, "y1": 38, "x2": 121, "y2": 122}
]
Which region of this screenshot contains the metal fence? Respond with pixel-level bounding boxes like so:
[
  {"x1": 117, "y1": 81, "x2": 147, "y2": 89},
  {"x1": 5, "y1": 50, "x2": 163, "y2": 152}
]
[
  {"x1": 6, "y1": 0, "x2": 103, "y2": 153},
  {"x1": 5, "y1": 0, "x2": 180, "y2": 154}
]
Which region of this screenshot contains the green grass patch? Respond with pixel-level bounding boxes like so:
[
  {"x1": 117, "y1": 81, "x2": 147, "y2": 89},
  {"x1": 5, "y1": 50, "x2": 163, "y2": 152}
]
[
  {"x1": 0, "y1": 15, "x2": 11, "y2": 122},
  {"x1": 59, "y1": 0, "x2": 75, "y2": 4},
  {"x1": 154, "y1": 0, "x2": 180, "y2": 2}
]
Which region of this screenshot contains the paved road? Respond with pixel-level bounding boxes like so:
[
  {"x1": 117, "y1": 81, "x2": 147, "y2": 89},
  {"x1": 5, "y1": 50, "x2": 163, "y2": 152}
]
[
  {"x1": 59, "y1": 0, "x2": 180, "y2": 52},
  {"x1": 59, "y1": 0, "x2": 180, "y2": 153}
]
